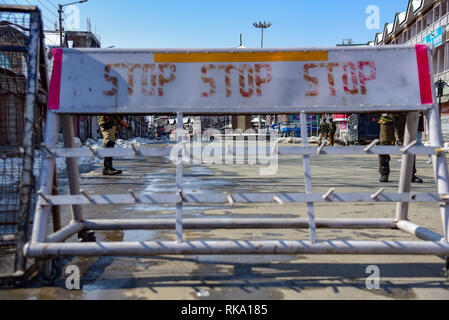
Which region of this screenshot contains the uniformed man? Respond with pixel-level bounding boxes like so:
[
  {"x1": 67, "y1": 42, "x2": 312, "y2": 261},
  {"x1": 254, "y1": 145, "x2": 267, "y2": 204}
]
[
  {"x1": 98, "y1": 115, "x2": 125, "y2": 176},
  {"x1": 328, "y1": 116, "x2": 337, "y2": 146},
  {"x1": 378, "y1": 113, "x2": 423, "y2": 184},
  {"x1": 318, "y1": 117, "x2": 329, "y2": 145}
]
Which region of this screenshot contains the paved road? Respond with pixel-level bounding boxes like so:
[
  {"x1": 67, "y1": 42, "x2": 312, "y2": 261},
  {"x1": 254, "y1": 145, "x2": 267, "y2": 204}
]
[{"x1": 1, "y1": 143, "x2": 449, "y2": 300}]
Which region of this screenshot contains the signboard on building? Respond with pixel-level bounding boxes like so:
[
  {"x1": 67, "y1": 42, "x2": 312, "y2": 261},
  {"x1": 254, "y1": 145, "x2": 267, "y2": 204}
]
[
  {"x1": 48, "y1": 45, "x2": 435, "y2": 115},
  {"x1": 423, "y1": 26, "x2": 444, "y2": 47}
]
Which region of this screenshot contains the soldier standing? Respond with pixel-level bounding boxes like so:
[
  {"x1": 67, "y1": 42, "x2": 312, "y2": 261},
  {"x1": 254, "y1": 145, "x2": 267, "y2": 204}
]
[
  {"x1": 378, "y1": 113, "x2": 423, "y2": 183},
  {"x1": 318, "y1": 117, "x2": 329, "y2": 145},
  {"x1": 98, "y1": 115, "x2": 126, "y2": 176},
  {"x1": 328, "y1": 116, "x2": 337, "y2": 146}
]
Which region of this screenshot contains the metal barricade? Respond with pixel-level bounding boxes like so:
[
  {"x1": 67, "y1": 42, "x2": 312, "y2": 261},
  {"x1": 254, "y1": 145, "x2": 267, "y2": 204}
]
[
  {"x1": 0, "y1": 5, "x2": 47, "y2": 287},
  {"x1": 24, "y1": 45, "x2": 449, "y2": 283}
]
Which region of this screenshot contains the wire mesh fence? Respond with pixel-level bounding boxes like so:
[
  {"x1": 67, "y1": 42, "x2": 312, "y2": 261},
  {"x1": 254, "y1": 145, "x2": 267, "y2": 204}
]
[{"x1": 0, "y1": 8, "x2": 42, "y2": 257}]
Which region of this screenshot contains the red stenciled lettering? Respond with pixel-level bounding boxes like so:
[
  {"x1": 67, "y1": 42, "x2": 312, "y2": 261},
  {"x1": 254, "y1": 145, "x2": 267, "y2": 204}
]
[
  {"x1": 320, "y1": 62, "x2": 339, "y2": 96},
  {"x1": 342, "y1": 62, "x2": 358, "y2": 95},
  {"x1": 158, "y1": 64, "x2": 176, "y2": 97},
  {"x1": 304, "y1": 63, "x2": 319, "y2": 97},
  {"x1": 239, "y1": 64, "x2": 254, "y2": 98},
  {"x1": 358, "y1": 61, "x2": 376, "y2": 95},
  {"x1": 218, "y1": 65, "x2": 237, "y2": 98},
  {"x1": 142, "y1": 64, "x2": 157, "y2": 96},
  {"x1": 201, "y1": 64, "x2": 217, "y2": 98},
  {"x1": 255, "y1": 64, "x2": 272, "y2": 97},
  {"x1": 104, "y1": 64, "x2": 120, "y2": 96},
  {"x1": 121, "y1": 63, "x2": 141, "y2": 96}
]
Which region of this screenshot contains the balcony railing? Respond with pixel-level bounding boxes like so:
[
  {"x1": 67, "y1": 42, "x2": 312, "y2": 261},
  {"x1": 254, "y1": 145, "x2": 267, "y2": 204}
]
[{"x1": 407, "y1": 12, "x2": 449, "y2": 45}]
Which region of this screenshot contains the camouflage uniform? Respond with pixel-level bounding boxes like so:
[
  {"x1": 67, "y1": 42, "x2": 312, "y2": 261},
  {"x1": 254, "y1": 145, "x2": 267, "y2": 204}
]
[
  {"x1": 98, "y1": 116, "x2": 122, "y2": 175},
  {"x1": 318, "y1": 119, "x2": 329, "y2": 145},
  {"x1": 328, "y1": 119, "x2": 337, "y2": 146},
  {"x1": 378, "y1": 113, "x2": 417, "y2": 181}
]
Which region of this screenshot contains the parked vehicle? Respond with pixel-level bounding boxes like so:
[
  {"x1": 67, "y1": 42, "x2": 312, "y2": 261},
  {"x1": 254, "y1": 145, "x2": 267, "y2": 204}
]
[{"x1": 347, "y1": 114, "x2": 381, "y2": 145}]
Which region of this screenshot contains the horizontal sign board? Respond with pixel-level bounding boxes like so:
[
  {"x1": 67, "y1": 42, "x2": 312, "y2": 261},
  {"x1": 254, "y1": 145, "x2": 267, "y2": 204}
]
[
  {"x1": 423, "y1": 26, "x2": 444, "y2": 48},
  {"x1": 48, "y1": 45, "x2": 435, "y2": 115}
]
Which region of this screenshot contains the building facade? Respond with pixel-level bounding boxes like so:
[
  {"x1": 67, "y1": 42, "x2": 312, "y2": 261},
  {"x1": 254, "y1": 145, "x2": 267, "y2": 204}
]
[{"x1": 374, "y1": 0, "x2": 449, "y2": 116}]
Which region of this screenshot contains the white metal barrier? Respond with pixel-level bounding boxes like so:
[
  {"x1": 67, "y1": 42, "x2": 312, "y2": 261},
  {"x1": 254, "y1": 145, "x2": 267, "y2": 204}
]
[{"x1": 24, "y1": 45, "x2": 449, "y2": 280}]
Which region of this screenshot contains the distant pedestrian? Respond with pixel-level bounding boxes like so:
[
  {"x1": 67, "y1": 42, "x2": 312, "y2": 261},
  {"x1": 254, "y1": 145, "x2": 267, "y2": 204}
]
[
  {"x1": 328, "y1": 116, "x2": 337, "y2": 146},
  {"x1": 318, "y1": 117, "x2": 329, "y2": 145}
]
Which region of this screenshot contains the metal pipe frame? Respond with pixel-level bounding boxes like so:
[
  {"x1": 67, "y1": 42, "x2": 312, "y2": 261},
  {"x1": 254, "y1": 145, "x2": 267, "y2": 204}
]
[
  {"x1": 82, "y1": 218, "x2": 397, "y2": 231},
  {"x1": 37, "y1": 192, "x2": 449, "y2": 206},
  {"x1": 396, "y1": 112, "x2": 420, "y2": 222},
  {"x1": 60, "y1": 115, "x2": 85, "y2": 224},
  {"x1": 45, "y1": 145, "x2": 440, "y2": 158},
  {"x1": 31, "y1": 111, "x2": 59, "y2": 244},
  {"x1": 300, "y1": 111, "x2": 317, "y2": 244},
  {"x1": 26, "y1": 107, "x2": 449, "y2": 259},
  {"x1": 25, "y1": 46, "x2": 449, "y2": 262},
  {"x1": 24, "y1": 240, "x2": 449, "y2": 258}
]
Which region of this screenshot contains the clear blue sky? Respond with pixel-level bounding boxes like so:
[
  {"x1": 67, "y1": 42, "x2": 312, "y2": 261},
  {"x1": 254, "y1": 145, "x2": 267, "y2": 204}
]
[{"x1": 9, "y1": 0, "x2": 408, "y2": 48}]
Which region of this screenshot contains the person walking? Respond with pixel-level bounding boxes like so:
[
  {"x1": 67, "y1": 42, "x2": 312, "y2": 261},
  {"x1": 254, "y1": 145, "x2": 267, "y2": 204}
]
[{"x1": 98, "y1": 115, "x2": 127, "y2": 176}]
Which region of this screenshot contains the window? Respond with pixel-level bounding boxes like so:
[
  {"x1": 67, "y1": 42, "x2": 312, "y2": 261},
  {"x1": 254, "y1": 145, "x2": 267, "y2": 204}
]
[
  {"x1": 417, "y1": 19, "x2": 422, "y2": 34},
  {"x1": 435, "y1": 5, "x2": 441, "y2": 21},
  {"x1": 424, "y1": 13, "x2": 432, "y2": 27},
  {"x1": 442, "y1": 1, "x2": 447, "y2": 16}
]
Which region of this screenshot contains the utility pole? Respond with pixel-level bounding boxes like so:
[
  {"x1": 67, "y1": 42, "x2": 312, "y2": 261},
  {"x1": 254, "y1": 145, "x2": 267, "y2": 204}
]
[
  {"x1": 253, "y1": 22, "x2": 272, "y2": 131},
  {"x1": 58, "y1": 0, "x2": 88, "y2": 47},
  {"x1": 253, "y1": 21, "x2": 272, "y2": 48}
]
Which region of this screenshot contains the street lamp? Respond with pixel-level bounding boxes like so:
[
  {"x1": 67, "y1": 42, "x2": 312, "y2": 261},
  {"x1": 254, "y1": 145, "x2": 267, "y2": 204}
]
[
  {"x1": 435, "y1": 79, "x2": 448, "y2": 116},
  {"x1": 253, "y1": 21, "x2": 272, "y2": 131},
  {"x1": 253, "y1": 21, "x2": 272, "y2": 49},
  {"x1": 58, "y1": 0, "x2": 88, "y2": 47}
]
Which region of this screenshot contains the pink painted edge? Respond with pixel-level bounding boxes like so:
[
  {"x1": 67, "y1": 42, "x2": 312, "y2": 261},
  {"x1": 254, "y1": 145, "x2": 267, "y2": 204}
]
[
  {"x1": 415, "y1": 44, "x2": 434, "y2": 105},
  {"x1": 48, "y1": 48, "x2": 63, "y2": 110}
]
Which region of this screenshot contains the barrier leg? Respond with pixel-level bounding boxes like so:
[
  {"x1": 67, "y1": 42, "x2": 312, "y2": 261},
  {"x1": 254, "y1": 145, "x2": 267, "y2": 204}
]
[
  {"x1": 29, "y1": 110, "x2": 61, "y2": 284},
  {"x1": 300, "y1": 112, "x2": 317, "y2": 244},
  {"x1": 396, "y1": 112, "x2": 419, "y2": 222},
  {"x1": 60, "y1": 115, "x2": 93, "y2": 242},
  {"x1": 176, "y1": 112, "x2": 184, "y2": 243},
  {"x1": 427, "y1": 105, "x2": 449, "y2": 242}
]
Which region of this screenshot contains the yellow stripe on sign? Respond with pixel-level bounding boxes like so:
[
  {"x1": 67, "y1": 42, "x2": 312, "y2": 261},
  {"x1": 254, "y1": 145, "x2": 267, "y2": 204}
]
[{"x1": 154, "y1": 51, "x2": 329, "y2": 63}]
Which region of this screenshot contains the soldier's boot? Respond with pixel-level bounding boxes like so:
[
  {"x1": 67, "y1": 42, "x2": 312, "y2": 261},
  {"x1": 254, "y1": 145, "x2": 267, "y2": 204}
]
[
  {"x1": 103, "y1": 157, "x2": 122, "y2": 176},
  {"x1": 102, "y1": 141, "x2": 123, "y2": 176},
  {"x1": 379, "y1": 155, "x2": 390, "y2": 183}
]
